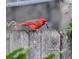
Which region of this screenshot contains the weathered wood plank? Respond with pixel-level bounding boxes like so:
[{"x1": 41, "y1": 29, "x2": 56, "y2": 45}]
[
  {"x1": 8, "y1": 30, "x2": 29, "y2": 52},
  {"x1": 41, "y1": 31, "x2": 60, "y2": 59},
  {"x1": 6, "y1": 30, "x2": 60, "y2": 59},
  {"x1": 28, "y1": 32, "x2": 41, "y2": 59},
  {"x1": 6, "y1": 30, "x2": 72, "y2": 59},
  {"x1": 6, "y1": 30, "x2": 11, "y2": 53},
  {"x1": 62, "y1": 35, "x2": 72, "y2": 59}
]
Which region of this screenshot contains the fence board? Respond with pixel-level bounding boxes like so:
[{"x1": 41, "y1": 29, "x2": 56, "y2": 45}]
[{"x1": 6, "y1": 30, "x2": 71, "y2": 59}]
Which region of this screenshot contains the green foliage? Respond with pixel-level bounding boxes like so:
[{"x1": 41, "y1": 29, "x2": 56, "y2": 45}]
[
  {"x1": 15, "y1": 53, "x2": 27, "y2": 59},
  {"x1": 6, "y1": 47, "x2": 55, "y2": 59},
  {"x1": 6, "y1": 48, "x2": 31, "y2": 59},
  {"x1": 6, "y1": 48, "x2": 23, "y2": 59},
  {"x1": 43, "y1": 54, "x2": 55, "y2": 59},
  {"x1": 25, "y1": 48, "x2": 32, "y2": 55},
  {"x1": 66, "y1": 21, "x2": 72, "y2": 39}
]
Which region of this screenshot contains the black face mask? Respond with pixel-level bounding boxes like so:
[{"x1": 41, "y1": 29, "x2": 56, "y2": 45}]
[{"x1": 41, "y1": 20, "x2": 49, "y2": 29}]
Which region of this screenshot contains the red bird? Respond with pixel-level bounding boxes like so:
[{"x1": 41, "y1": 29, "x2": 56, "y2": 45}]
[{"x1": 15, "y1": 18, "x2": 48, "y2": 31}]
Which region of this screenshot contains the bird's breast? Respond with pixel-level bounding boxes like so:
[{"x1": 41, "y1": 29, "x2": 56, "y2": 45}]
[{"x1": 29, "y1": 23, "x2": 42, "y2": 30}]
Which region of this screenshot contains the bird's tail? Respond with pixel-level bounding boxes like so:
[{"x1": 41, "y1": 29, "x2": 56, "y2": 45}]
[{"x1": 7, "y1": 21, "x2": 16, "y2": 27}]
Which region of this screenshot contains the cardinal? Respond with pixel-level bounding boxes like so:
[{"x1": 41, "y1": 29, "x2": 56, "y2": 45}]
[{"x1": 14, "y1": 18, "x2": 48, "y2": 31}]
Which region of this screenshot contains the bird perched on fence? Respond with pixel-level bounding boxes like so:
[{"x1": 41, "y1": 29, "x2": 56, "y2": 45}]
[{"x1": 15, "y1": 18, "x2": 49, "y2": 31}]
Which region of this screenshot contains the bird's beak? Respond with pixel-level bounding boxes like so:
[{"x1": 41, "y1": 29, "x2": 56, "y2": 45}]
[{"x1": 46, "y1": 23, "x2": 49, "y2": 29}]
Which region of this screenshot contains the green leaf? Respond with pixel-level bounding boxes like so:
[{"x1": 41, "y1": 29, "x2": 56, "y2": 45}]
[
  {"x1": 6, "y1": 48, "x2": 32, "y2": 59},
  {"x1": 15, "y1": 53, "x2": 27, "y2": 59},
  {"x1": 43, "y1": 54, "x2": 55, "y2": 59},
  {"x1": 66, "y1": 21, "x2": 72, "y2": 39},
  {"x1": 6, "y1": 48, "x2": 23, "y2": 59},
  {"x1": 25, "y1": 48, "x2": 32, "y2": 55}
]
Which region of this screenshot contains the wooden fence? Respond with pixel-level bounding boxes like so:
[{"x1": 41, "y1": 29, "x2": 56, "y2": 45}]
[{"x1": 6, "y1": 29, "x2": 71, "y2": 59}]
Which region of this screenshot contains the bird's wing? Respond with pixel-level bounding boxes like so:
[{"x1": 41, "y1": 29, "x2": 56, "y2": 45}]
[
  {"x1": 24, "y1": 21, "x2": 37, "y2": 26},
  {"x1": 15, "y1": 21, "x2": 35, "y2": 26}
]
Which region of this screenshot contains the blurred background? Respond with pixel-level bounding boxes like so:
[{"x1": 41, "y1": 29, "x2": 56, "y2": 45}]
[{"x1": 6, "y1": 0, "x2": 72, "y2": 31}]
